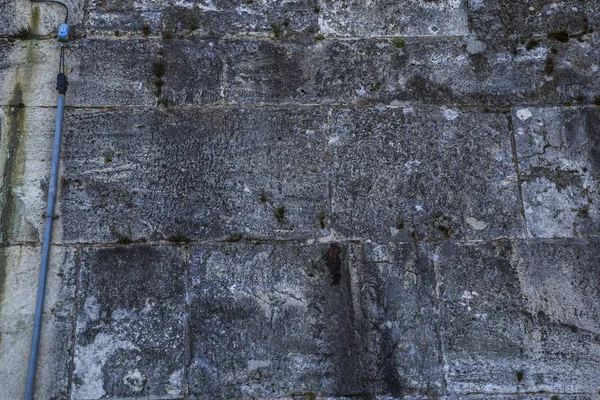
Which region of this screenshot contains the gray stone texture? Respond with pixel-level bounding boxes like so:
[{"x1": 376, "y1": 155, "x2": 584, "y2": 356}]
[
  {"x1": 72, "y1": 246, "x2": 186, "y2": 398},
  {"x1": 0, "y1": 0, "x2": 599, "y2": 398},
  {"x1": 513, "y1": 106, "x2": 599, "y2": 238}
]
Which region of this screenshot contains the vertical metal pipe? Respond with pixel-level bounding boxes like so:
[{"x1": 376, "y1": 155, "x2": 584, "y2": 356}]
[{"x1": 24, "y1": 93, "x2": 65, "y2": 400}]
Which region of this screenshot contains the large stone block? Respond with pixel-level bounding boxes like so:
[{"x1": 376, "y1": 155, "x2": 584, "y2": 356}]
[
  {"x1": 516, "y1": 240, "x2": 600, "y2": 394},
  {"x1": 435, "y1": 239, "x2": 600, "y2": 397},
  {"x1": 72, "y1": 245, "x2": 187, "y2": 399},
  {"x1": 318, "y1": 0, "x2": 468, "y2": 37},
  {"x1": 67, "y1": 38, "x2": 161, "y2": 107},
  {"x1": 188, "y1": 241, "x2": 445, "y2": 398},
  {"x1": 360, "y1": 242, "x2": 445, "y2": 397},
  {"x1": 86, "y1": 0, "x2": 319, "y2": 37},
  {"x1": 467, "y1": 0, "x2": 593, "y2": 48},
  {"x1": 329, "y1": 107, "x2": 523, "y2": 242},
  {"x1": 60, "y1": 107, "x2": 331, "y2": 243},
  {"x1": 0, "y1": 245, "x2": 76, "y2": 400},
  {"x1": 513, "y1": 106, "x2": 600, "y2": 238},
  {"x1": 0, "y1": 106, "x2": 62, "y2": 244},
  {"x1": 188, "y1": 242, "x2": 371, "y2": 398},
  {"x1": 433, "y1": 241, "x2": 526, "y2": 395}
]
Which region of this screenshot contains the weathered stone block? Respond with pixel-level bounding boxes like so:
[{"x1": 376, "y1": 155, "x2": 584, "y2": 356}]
[
  {"x1": 0, "y1": 106, "x2": 61, "y2": 244},
  {"x1": 516, "y1": 240, "x2": 600, "y2": 394},
  {"x1": 318, "y1": 0, "x2": 468, "y2": 37},
  {"x1": 330, "y1": 107, "x2": 523, "y2": 242},
  {"x1": 72, "y1": 245, "x2": 186, "y2": 399},
  {"x1": 61, "y1": 107, "x2": 331, "y2": 243},
  {"x1": 513, "y1": 106, "x2": 600, "y2": 238},
  {"x1": 188, "y1": 242, "x2": 371, "y2": 398},
  {"x1": 67, "y1": 39, "x2": 160, "y2": 107},
  {"x1": 0, "y1": 245, "x2": 76, "y2": 400},
  {"x1": 434, "y1": 241, "x2": 526, "y2": 395},
  {"x1": 468, "y1": 0, "x2": 592, "y2": 47},
  {"x1": 360, "y1": 242, "x2": 445, "y2": 397},
  {"x1": 86, "y1": 0, "x2": 319, "y2": 37}
]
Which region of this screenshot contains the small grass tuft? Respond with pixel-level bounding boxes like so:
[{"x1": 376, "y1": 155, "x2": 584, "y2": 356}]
[
  {"x1": 314, "y1": 33, "x2": 324, "y2": 41},
  {"x1": 392, "y1": 38, "x2": 405, "y2": 48},
  {"x1": 274, "y1": 206, "x2": 286, "y2": 222},
  {"x1": 167, "y1": 231, "x2": 191, "y2": 243},
  {"x1": 15, "y1": 26, "x2": 31, "y2": 40},
  {"x1": 515, "y1": 370, "x2": 524, "y2": 382},
  {"x1": 114, "y1": 229, "x2": 133, "y2": 244},
  {"x1": 258, "y1": 189, "x2": 269, "y2": 204},
  {"x1": 271, "y1": 21, "x2": 283, "y2": 38}
]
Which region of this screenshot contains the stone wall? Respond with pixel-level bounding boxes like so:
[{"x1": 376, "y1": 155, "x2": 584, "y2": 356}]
[{"x1": 0, "y1": 0, "x2": 599, "y2": 399}]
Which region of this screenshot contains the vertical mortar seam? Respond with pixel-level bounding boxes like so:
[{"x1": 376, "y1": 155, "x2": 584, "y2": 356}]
[
  {"x1": 430, "y1": 244, "x2": 449, "y2": 397},
  {"x1": 66, "y1": 244, "x2": 83, "y2": 399}
]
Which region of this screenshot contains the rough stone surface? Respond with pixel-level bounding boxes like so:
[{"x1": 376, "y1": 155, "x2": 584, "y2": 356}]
[
  {"x1": 0, "y1": 246, "x2": 76, "y2": 400},
  {"x1": 513, "y1": 106, "x2": 600, "y2": 238},
  {"x1": 1, "y1": 0, "x2": 599, "y2": 399},
  {"x1": 72, "y1": 245, "x2": 186, "y2": 399}
]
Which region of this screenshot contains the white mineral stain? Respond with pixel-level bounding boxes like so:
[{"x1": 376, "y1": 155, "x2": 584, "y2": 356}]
[
  {"x1": 516, "y1": 108, "x2": 533, "y2": 121},
  {"x1": 73, "y1": 333, "x2": 139, "y2": 399},
  {"x1": 123, "y1": 369, "x2": 145, "y2": 393},
  {"x1": 443, "y1": 107, "x2": 461, "y2": 121},
  {"x1": 165, "y1": 368, "x2": 183, "y2": 396},
  {"x1": 248, "y1": 360, "x2": 271, "y2": 370},
  {"x1": 466, "y1": 217, "x2": 488, "y2": 230}
]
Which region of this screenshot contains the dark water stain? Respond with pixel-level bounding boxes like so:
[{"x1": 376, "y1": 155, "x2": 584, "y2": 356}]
[
  {"x1": 30, "y1": 7, "x2": 40, "y2": 37},
  {"x1": 323, "y1": 243, "x2": 342, "y2": 285},
  {"x1": 0, "y1": 83, "x2": 27, "y2": 332},
  {"x1": 0, "y1": 83, "x2": 27, "y2": 244}
]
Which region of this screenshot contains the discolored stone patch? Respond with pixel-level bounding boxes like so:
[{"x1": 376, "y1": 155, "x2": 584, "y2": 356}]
[
  {"x1": 60, "y1": 107, "x2": 331, "y2": 243},
  {"x1": 515, "y1": 240, "x2": 600, "y2": 394},
  {"x1": 72, "y1": 246, "x2": 186, "y2": 398},
  {"x1": 329, "y1": 107, "x2": 523, "y2": 242},
  {"x1": 513, "y1": 106, "x2": 600, "y2": 238},
  {"x1": 187, "y1": 242, "x2": 372, "y2": 398}
]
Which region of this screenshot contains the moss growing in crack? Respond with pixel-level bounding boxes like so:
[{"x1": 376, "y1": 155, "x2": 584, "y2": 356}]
[
  {"x1": 392, "y1": 38, "x2": 405, "y2": 48},
  {"x1": 547, "y1": 29, "x2": 569, "y2": 43},
  {"x1": 167, "y1": 230, "x2": 191, "y2": 243},
  {"x1": 551, "y1": 396, "x2": 561, "y2": 400},
  {"x1": 225, "y1": 233, "x2": 243, "y2": 242},
  {"x1": 15, "y1": 26, "x2": 31, "y2": 40},
  {"x1": 142, "y1": 23, "x2": 151, "y2": 36},
  {"x1": 314, "y1": 33, "x2": 324, "y2": 41},
  {"x1": 114, "y1": 229, "x2": 133, "y2": 244}
]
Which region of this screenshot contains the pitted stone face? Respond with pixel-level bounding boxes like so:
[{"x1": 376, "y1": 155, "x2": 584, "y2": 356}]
[{"x1": 1, "y1": 0, "x2": 599, "y2": 399}]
